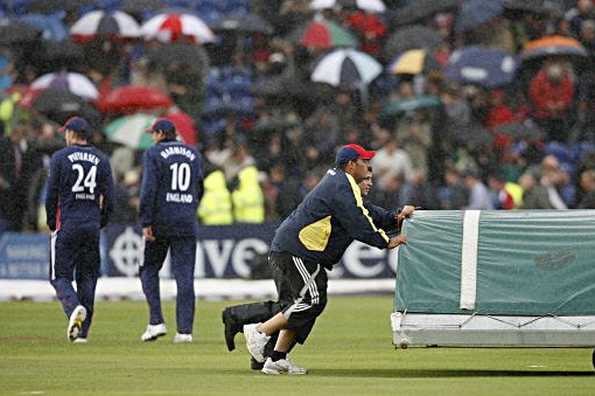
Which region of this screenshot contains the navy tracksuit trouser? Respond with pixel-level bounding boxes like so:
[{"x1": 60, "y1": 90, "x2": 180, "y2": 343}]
[
  {"x1": 140, "y1": 235, "x2": 196, "y2": 334},
  {"x1": 49, "y1": 225, "x2": 100, "y2": 338}
]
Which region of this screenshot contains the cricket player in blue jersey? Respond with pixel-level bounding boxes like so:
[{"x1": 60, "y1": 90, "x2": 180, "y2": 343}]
[
  {"x1": 139, "y1": 118, "x2": 204, "y2": 343},
  {"x1": 46, "y1": 116, "x2": 114, "y2": 343}
]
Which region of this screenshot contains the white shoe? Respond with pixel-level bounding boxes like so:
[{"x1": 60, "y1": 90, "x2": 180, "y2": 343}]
[
  {"x1": 141, "y1": 323, "x2": 167, "y2": 342},
  {"x1": 67, "y1": 305, "x2": 87, "y2": 342},
  {"x1": 73, "y1": 338, "x2": 88, "y2": 344},
  {"x1": 261, "y1": 357, "x2": 307, "y2": 375},
  {"x1": 173, "y1": 333, "x2": 192, "y2": 343},
  {"x1": 243, "y1": 323, "x2": 270, "y2": 363}
]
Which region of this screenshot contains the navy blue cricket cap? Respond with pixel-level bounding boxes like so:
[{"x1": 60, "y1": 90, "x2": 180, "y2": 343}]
[
  {"x1": 59, "y1": 116, "x2": 91, "y2": 137},
  {"x1": 146, "y1": 118, "x2": 176, "y2": 135},
  {"x1": 335, "y1": 143, "x2": 376, "y2": 165}
]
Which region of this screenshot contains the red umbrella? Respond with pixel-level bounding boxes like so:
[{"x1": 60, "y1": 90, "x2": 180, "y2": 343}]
[
  {"x1": 167, "y1": 110, "x2": 198, "y2": 145},
  {"x1": 98, "y1": 85, "x2": 173, "y2": 114}
]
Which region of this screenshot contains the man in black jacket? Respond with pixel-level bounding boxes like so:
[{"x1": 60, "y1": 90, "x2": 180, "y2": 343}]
[{"x1": 224, "y1": 144, "x2": 414, "y2": 374}]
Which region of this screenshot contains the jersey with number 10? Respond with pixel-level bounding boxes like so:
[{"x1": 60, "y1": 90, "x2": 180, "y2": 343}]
[
  {"x1": 45, "y1": 144, "x2": 114, "y2": 231},
  {"x1": 139, "y1": 139, "x2": 204, "y2": 237}
]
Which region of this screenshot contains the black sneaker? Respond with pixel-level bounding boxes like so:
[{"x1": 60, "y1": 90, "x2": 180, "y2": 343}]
[
  {"x1": 222, "y1": 308, "x2": 241, "y2": 352},
  {"x1": 250, "y1": 356, "x2": 264, "y2": 370}
]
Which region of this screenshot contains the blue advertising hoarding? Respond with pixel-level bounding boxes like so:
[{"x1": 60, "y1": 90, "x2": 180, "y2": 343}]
[{"x1": 0, "y1": 224, "x2": 398, "y2": 279}]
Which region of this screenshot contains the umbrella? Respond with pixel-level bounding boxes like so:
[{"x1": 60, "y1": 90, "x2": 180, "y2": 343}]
[
  {"x1": 521, "y1": 35, "x2": 588, "y2": 61},
  {"x1": 31, "y1": 72, "x2": 99, "y2": 100},
  {"x1": 70, "y1": 10, "x2": 141, "y2": 42},
  {"x1": 391, "y1": 0, "x2": 459, "y2": 27},
  {"x1": 0, "y1": 18, "x2": 41, "y2": 44},
  {"x1": 311, "y1": 48, "x2": 382, "y2": 87},
  {"x1": 104, "y1": 113, "x2": 156, "y2": 150},
  {"x1": 388, "y1": 49, "x2": 439, "y2": 76},
  {"x1": 98, "y1": 85, "x2": 174, "y2": 114},
  {"x1": 310, "y1": 0, "x2": 386, "y2": 13},
  {"x1": 145, "y1": 43, "x2": 210, "y2": 70},
  {"x1": 444, "y1": 46, "x2": 518, "y2": 88},
  {"x1": 19, "y1": 13, "x2": 68, "y2": 42},
  {"x1": 384, "y1": 25, "x2": 441, "y2": 59},
  {"x1": 30, "y1": 88, "x2": 101, "y2": 125},
  {"x1": 503, "y1": 0, "x2": 563, "y2": 18},
  {"x1": 141, "y1": 13, "x2": 215, "y2": 44},
  {"x1": 252, "y1": 75, "x2": 322, "y2": 103},
  {"x1": 496, "y1": 120, "x2": 545, "y2": 141},
  {"x1": 455, "y1": 0, "x2": 505, "y2": 33},
  {"x1": 300, "y1": 18, "x2": 358, "y2": 49},
  {"x1": 381, "y1": 95, "x2": 441, "y2": 118},
  {"x1": 210, "y1": 14, "x2": 273, "y2": 34}
]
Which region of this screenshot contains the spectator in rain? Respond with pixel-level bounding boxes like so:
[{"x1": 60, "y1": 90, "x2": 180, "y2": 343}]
[
  {"x1": 577, "y1": 169, "x2": 595, "y2": 208},
  {"x1": 519, "y1": 171, "x2": 554, "y2": 209},
  {"x1": 370, "y1": 136, "x2": 414, "y2": 190},
  {"x1": 463, "y1": 168, "x2": 494, "y2": 210},
  {"x1": 528, "y1": 60, "x2": 576, "y2": 141},
  {"x1": 439, "y1": 168, "x2": 468, "y2": 210},
  {"x1": 487, "y1": 173, "x2": 516, "y2": 209},
  {"x1": 565, "y1": 0, "x2": 595, "y2": 37}
]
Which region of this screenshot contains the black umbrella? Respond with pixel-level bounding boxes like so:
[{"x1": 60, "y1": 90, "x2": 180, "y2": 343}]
[
  {"x1": 26, "y1": 0, "x2": 96, "y2": 14},
  {"x1": 384, "y1": 25, "x2": 442, "y2": 58},
  {"x1": 0, "y1": 18, "x2": 41, "y2": 44},
  {"x1": 503, "y1": 0, "x2": 563, "y2": 19},
  {"x1": 146, "y1": 43, "x2": 210, "y2": 70},
  {"x1": 32, "y1": 88, "x2": 101, "y2": 126},
  {"x1": 211, "y1": 14, "x2": 273, "y2": 34},
  {"x1": 252, "y1": 75, "x2": 323, "y2": 103},
  {"x1": 41, "y1": 40, "x2": 84, "y2": 63},
  {"x1": 391, "y1": 0, "x2": 459, "y2": 27}
]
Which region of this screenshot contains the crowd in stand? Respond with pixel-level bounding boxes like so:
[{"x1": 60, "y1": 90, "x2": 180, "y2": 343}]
[{"x1": 0, "y1": 0, "x2": 594, "y2": 234}]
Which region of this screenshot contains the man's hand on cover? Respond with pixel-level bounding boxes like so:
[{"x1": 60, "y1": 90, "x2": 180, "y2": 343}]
[
  {"x1": 387, "y1": 235, "x2": 407, "y2": 249},
  {"x1": 396, "y1": 205, "x2": 416, "y2": 224}
]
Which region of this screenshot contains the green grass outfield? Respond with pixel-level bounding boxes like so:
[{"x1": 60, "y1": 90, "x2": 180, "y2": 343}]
[{"x1": 1, "y1": 296, "x2": 595, "y2": 396}]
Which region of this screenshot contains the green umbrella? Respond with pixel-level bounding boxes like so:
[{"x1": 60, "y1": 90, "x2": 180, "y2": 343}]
[
  {"x1": 104, "y1": 113, "x2": 157, "y2": 150},
  {"x1": 381, "y1": 95, "x2": 441, "y2": 118}
]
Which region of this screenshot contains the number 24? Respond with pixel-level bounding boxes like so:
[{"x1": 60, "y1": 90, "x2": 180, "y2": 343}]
[{"x1": 72, "y1": 164, "x2": 97, "y2": 194}]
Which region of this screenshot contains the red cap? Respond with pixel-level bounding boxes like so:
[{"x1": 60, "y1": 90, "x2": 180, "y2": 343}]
[{"x1": 335, "y1": 143, "x2": 376, "y2": 165}]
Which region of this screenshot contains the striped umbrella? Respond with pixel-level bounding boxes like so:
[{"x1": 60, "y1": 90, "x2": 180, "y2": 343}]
[
  {"x1": 141, "y1": 13, "x2": 215, "y2": 44},
  {"x1": 70, "y1": 10, "x2": 141, "y2": 41},
  {"x1": 31, "y1": 72, "x2": 98, "y2": 100},
  {"x1": 104, "y1": 113, "x2": 156, "y2": 150},
  {"x1": 521, "y1": 35, "x2": 588, "y2": 61},
  {"x1": 310, "y1": 0, "x2": 386, "y2": 13},
  {"x1": 311, "y1": 48, "x2": 382, "y2": 87},
  {"x1": 300, "y1": 18, "x2": 357, "y2": 49}
]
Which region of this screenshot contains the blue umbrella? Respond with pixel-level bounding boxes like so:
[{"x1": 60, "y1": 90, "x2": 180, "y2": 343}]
[
  {"x1": 444, "y1": 46, "x2": 517, "y2": 88},
  {"x1": 20, "y1": 13, "x2": 68, "y2": 41},
  {"x1": 455, "y1": 0, "x2": 504, "y2": 33}
]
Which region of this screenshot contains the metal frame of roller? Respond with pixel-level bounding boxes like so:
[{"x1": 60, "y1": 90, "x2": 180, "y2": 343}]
[{"x1": 391, "y1": 210, "x2": 595, "y2": 368}]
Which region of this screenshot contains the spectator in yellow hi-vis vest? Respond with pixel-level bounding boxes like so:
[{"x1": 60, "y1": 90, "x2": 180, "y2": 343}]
[
  {"x1": 197, "y1": 168, "x2": 233, "y2": 225},
  {"x1": 231, "y1": 165, "x2": 265, "y2": 223}
]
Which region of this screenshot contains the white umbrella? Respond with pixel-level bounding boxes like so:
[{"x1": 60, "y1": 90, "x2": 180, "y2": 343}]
[
  {"x1": 310, "y1": 0, "x2": 386, "y2": 13},
  {"x1": 141, "y1": 13, "x2": 215, "y2": 44},
  {"x1": 311, "y1": 48, "x2": 382, "y2": 87},
  {"x1": 70, "y1": 10, "x2": 141, "y2": 40},
  {"x1": 104, "y1": 113, "x2": 157, "y2": 150},
  {"x1": 31, "y1": 72, "x2": 99, "y2": 100}
]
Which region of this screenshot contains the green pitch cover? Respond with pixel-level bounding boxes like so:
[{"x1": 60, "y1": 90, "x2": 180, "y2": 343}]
[{"x1": 395, "y1": 210, "x2": 595, "y2": 316}]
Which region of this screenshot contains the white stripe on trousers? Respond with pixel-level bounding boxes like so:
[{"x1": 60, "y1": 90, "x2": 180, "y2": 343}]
[
  {"x1": 50, "y1": 231, "x2": 57, "y2": 281},
  {"x1": 283, "y1": 256, "x2": 320, "y2": 320},
  {"x1": 293, "y1": 256, "x2": 319, "y2": 305}
]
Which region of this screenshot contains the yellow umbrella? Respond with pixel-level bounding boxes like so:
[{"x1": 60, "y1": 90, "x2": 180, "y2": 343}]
[{"x1": 389, "y1": 49, "x2": 438, "y2": 75}]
